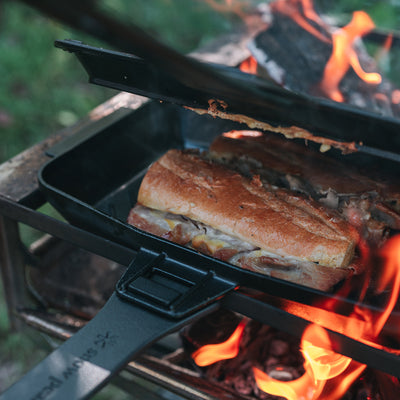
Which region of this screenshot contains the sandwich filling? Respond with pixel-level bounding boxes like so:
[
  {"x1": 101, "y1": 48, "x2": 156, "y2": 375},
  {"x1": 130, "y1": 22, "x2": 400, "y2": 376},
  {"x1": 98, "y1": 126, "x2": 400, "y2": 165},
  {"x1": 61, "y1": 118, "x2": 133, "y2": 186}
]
[{"x1": 127, "y1": 148, "x2": 359, "y2": 291}]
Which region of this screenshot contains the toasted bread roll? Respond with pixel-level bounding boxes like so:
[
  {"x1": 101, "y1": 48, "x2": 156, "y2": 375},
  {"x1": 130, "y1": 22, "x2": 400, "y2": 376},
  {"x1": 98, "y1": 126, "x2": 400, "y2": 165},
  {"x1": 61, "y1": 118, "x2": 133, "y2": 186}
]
[{"x1": 137, "y1": 149, "x2": 357, "y2": 269}]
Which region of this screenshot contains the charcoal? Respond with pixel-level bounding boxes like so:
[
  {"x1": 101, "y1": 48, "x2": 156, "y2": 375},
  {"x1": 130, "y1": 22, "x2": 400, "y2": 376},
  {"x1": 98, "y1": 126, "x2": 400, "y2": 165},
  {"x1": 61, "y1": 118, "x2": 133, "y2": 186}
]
[{"x1": 182, "y1": 309, "x2": 389, "y2": 399}]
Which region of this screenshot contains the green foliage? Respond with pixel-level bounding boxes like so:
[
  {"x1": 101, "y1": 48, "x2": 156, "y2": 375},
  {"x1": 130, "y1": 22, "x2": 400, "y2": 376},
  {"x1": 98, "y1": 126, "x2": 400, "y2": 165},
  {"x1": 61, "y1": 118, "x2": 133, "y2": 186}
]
[
  {"x1": 98, "y1": 0, "x2": 238, "y2": 52},
  {"x1": 0, "y1": 1, "x2": 114, "y2": 163},
  {"x1": 316, "y1": 0, "x2": 400, "y2": 29},
  {"x1": 0, "y1": 0, "x2": 241, "y2": 164}
]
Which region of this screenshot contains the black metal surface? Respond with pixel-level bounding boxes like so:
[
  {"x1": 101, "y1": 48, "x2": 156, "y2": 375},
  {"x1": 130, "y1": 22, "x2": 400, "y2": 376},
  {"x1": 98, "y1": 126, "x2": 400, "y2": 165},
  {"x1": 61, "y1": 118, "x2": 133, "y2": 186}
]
[
  {"x1": 0, "y1": 194, "x2": 135, "y2": 266},
  {"x1": 36, "y1": 101, "x2": 343, "y2": 310},
  {"x1": 115, "y1": 248, "x2": 236, "y2": 319},
  {"x1": 35, "y1": 99, "x2": 399, "y2": 313},
  {"x1": 0, "y1": 289, "x2": 219, "y2": 400},
  {"x1": 222, "y1": 293, "x2": 400, "y2": 379},
  {"x1": 14, "y1": 84, "x2": 398, "y2": 390},
  {"x1": 55, "y1": 39, "x2": 400, "y2": 159}
]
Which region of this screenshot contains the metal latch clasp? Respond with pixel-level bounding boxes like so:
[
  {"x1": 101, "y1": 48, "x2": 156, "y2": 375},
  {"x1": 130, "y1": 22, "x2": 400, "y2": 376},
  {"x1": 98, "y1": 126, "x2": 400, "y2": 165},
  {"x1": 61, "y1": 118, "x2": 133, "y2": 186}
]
[{"x1": 115, "y1": 248, "x2": 237, "y2": 319}]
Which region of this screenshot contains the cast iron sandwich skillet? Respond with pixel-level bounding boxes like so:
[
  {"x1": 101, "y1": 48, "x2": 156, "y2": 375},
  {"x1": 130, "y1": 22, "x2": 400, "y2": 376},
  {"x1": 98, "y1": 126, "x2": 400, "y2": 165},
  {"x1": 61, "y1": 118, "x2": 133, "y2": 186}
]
[
  {"x1": 0, "y1": 102, "x2": 329, "y2": 400},
  {"x1": 3, "y1": 37, "x2": 400, "y2": 399},
  {"x1": 54, "y1": 38, "x2": 400, "y2": 162}
]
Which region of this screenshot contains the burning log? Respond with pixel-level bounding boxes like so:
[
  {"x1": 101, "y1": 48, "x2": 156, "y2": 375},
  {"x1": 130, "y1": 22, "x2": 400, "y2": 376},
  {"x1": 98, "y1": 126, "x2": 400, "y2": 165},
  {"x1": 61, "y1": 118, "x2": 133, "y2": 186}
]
[{"x1": 247, "y1": 0, "x2": 400, "y2": 118}]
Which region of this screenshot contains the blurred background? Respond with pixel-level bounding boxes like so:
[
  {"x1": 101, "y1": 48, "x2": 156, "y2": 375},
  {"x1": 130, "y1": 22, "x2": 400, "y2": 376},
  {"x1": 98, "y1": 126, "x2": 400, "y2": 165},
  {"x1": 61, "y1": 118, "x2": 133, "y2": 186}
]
[{"x1": 1, "y1": 0, "x2": 400, "y2": 398}]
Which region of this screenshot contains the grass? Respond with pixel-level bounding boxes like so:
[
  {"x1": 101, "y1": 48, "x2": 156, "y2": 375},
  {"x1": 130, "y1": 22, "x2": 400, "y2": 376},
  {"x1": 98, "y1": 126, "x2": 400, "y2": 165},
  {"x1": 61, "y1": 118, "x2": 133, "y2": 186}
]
[{"x1": 0, "y1": 2, "x2": 113, "y2": 163}]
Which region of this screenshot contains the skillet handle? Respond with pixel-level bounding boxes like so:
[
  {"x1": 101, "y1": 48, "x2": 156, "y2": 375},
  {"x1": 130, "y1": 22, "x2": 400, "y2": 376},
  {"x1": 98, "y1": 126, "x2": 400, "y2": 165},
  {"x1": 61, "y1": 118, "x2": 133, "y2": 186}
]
[{"x1": 0, "y1": 250, "x2": 235, "y2": 400}]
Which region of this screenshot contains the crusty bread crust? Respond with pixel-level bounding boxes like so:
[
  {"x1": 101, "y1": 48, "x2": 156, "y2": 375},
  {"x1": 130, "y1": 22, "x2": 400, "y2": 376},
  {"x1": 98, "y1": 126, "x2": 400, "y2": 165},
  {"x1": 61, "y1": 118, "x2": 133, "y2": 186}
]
[
  {"x1": 209, "y1": 133, "x2": 382, "y2": 196},
  {"x1": 138, "y1": 149, "x2": 357, "y2": 268}
]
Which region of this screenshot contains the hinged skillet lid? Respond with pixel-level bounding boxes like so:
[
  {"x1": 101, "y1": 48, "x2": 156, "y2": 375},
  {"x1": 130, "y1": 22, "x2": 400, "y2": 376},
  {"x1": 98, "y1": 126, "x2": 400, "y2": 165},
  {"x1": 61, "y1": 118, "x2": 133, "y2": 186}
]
[{"x1": 55, "y1": 38, "x2": 400, "y2": 162}]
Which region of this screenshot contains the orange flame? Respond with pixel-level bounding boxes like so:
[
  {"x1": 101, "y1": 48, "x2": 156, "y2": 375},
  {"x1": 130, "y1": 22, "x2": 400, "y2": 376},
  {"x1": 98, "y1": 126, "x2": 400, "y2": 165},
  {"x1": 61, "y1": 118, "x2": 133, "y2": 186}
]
[
  {"x1": 253, "y1": 324, "x2": 362, "y2": 400},
  {"x1": 301, "y1": 325, "x2": 352, "y2": 381},
  {"x1": 375, "y1": 33, "x2": 393, "y2": 64},
  {"x1": 253, "y1": 366, "x2": 315, "y2": 400},
  {"x1": 271, "y1": 0, "x2": 330, "y2": 43},
  {"x1": 320, "y1": 11, "x2": 382, "y2": 102},
  {"x1": 263, "y1": 1, "x2": 385, "y2": 104},
  {"x1": 192, "y1": 235, "x2": 400, "y2": 398},
  {"x1": 373, "y1": 235, "x2": 400, "y2": 333},
  {"x1": 384, "y1": 33, "x2": 394, "y2": 52},
  {"x1": 192, "y1": 319, "x2": 246, "y2": 366},
  {"x1": 254, "y1": 235, "x2": 400, "y2": 399}
]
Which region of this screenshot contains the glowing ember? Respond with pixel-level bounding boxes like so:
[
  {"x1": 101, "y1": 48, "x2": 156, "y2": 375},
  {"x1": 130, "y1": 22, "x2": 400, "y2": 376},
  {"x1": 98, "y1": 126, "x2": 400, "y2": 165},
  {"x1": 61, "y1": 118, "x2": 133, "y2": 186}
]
[
  {"x1": 192, "y1": 319, "x2": 246, "y2": 366},
  {"x1": 222, "y1": 129, "x2": 263, "y2": 138},
  {"x1": 319, "y1": 10, "x2": 381, "y2": 102},
  {"x1": 254, "y1": 234, "x2": 400, "y2": 399},
  {"x1": 191, "y1": 234, "x2": 400, "y2": 398},
  {"x1": 239, "y1": 56, "x2": 258, "y2": 74}
]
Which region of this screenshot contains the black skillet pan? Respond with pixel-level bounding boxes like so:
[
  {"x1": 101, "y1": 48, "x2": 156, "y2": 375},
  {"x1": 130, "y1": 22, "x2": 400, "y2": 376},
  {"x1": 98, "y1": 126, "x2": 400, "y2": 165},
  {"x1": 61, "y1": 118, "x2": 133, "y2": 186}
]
[
  {"x1": 55, "y1": 39, "x2": 400, "y2": 162},
  {"x1": 0, "y1": 101, "x2": 368, "y2": 400},
  {"x1": 3, "y1": 99, "x2": 400, "y2": 399},
  {"x1": 3, "y1": 41, "x2": 400, "y2": 398},
  {"x1": 0, "y1": 102, "x2": 323, "y2": 400}
]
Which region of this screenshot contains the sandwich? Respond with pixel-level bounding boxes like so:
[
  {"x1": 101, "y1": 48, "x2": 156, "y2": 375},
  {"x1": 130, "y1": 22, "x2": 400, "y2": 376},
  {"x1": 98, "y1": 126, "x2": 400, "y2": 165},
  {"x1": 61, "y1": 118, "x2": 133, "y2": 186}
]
[
  {"x1": 128, "y1": 141, "x2": 360, "y2": 291},
  {"x1": 209, "y1": 131, "x2": 400, "y2": 244}
]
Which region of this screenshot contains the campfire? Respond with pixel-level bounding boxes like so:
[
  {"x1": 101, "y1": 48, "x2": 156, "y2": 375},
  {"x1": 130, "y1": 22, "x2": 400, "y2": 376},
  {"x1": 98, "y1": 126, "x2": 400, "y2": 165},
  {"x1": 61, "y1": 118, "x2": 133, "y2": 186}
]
[
  {"x1": 240, "y1": 0, "x2": 399, "y2": 118},
  {"x1": 186, "y1": 235, "x2": 400, "y2": 399},
  {"x1": 180, "y1": 1, "x2": 400, "y2": 399}
]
